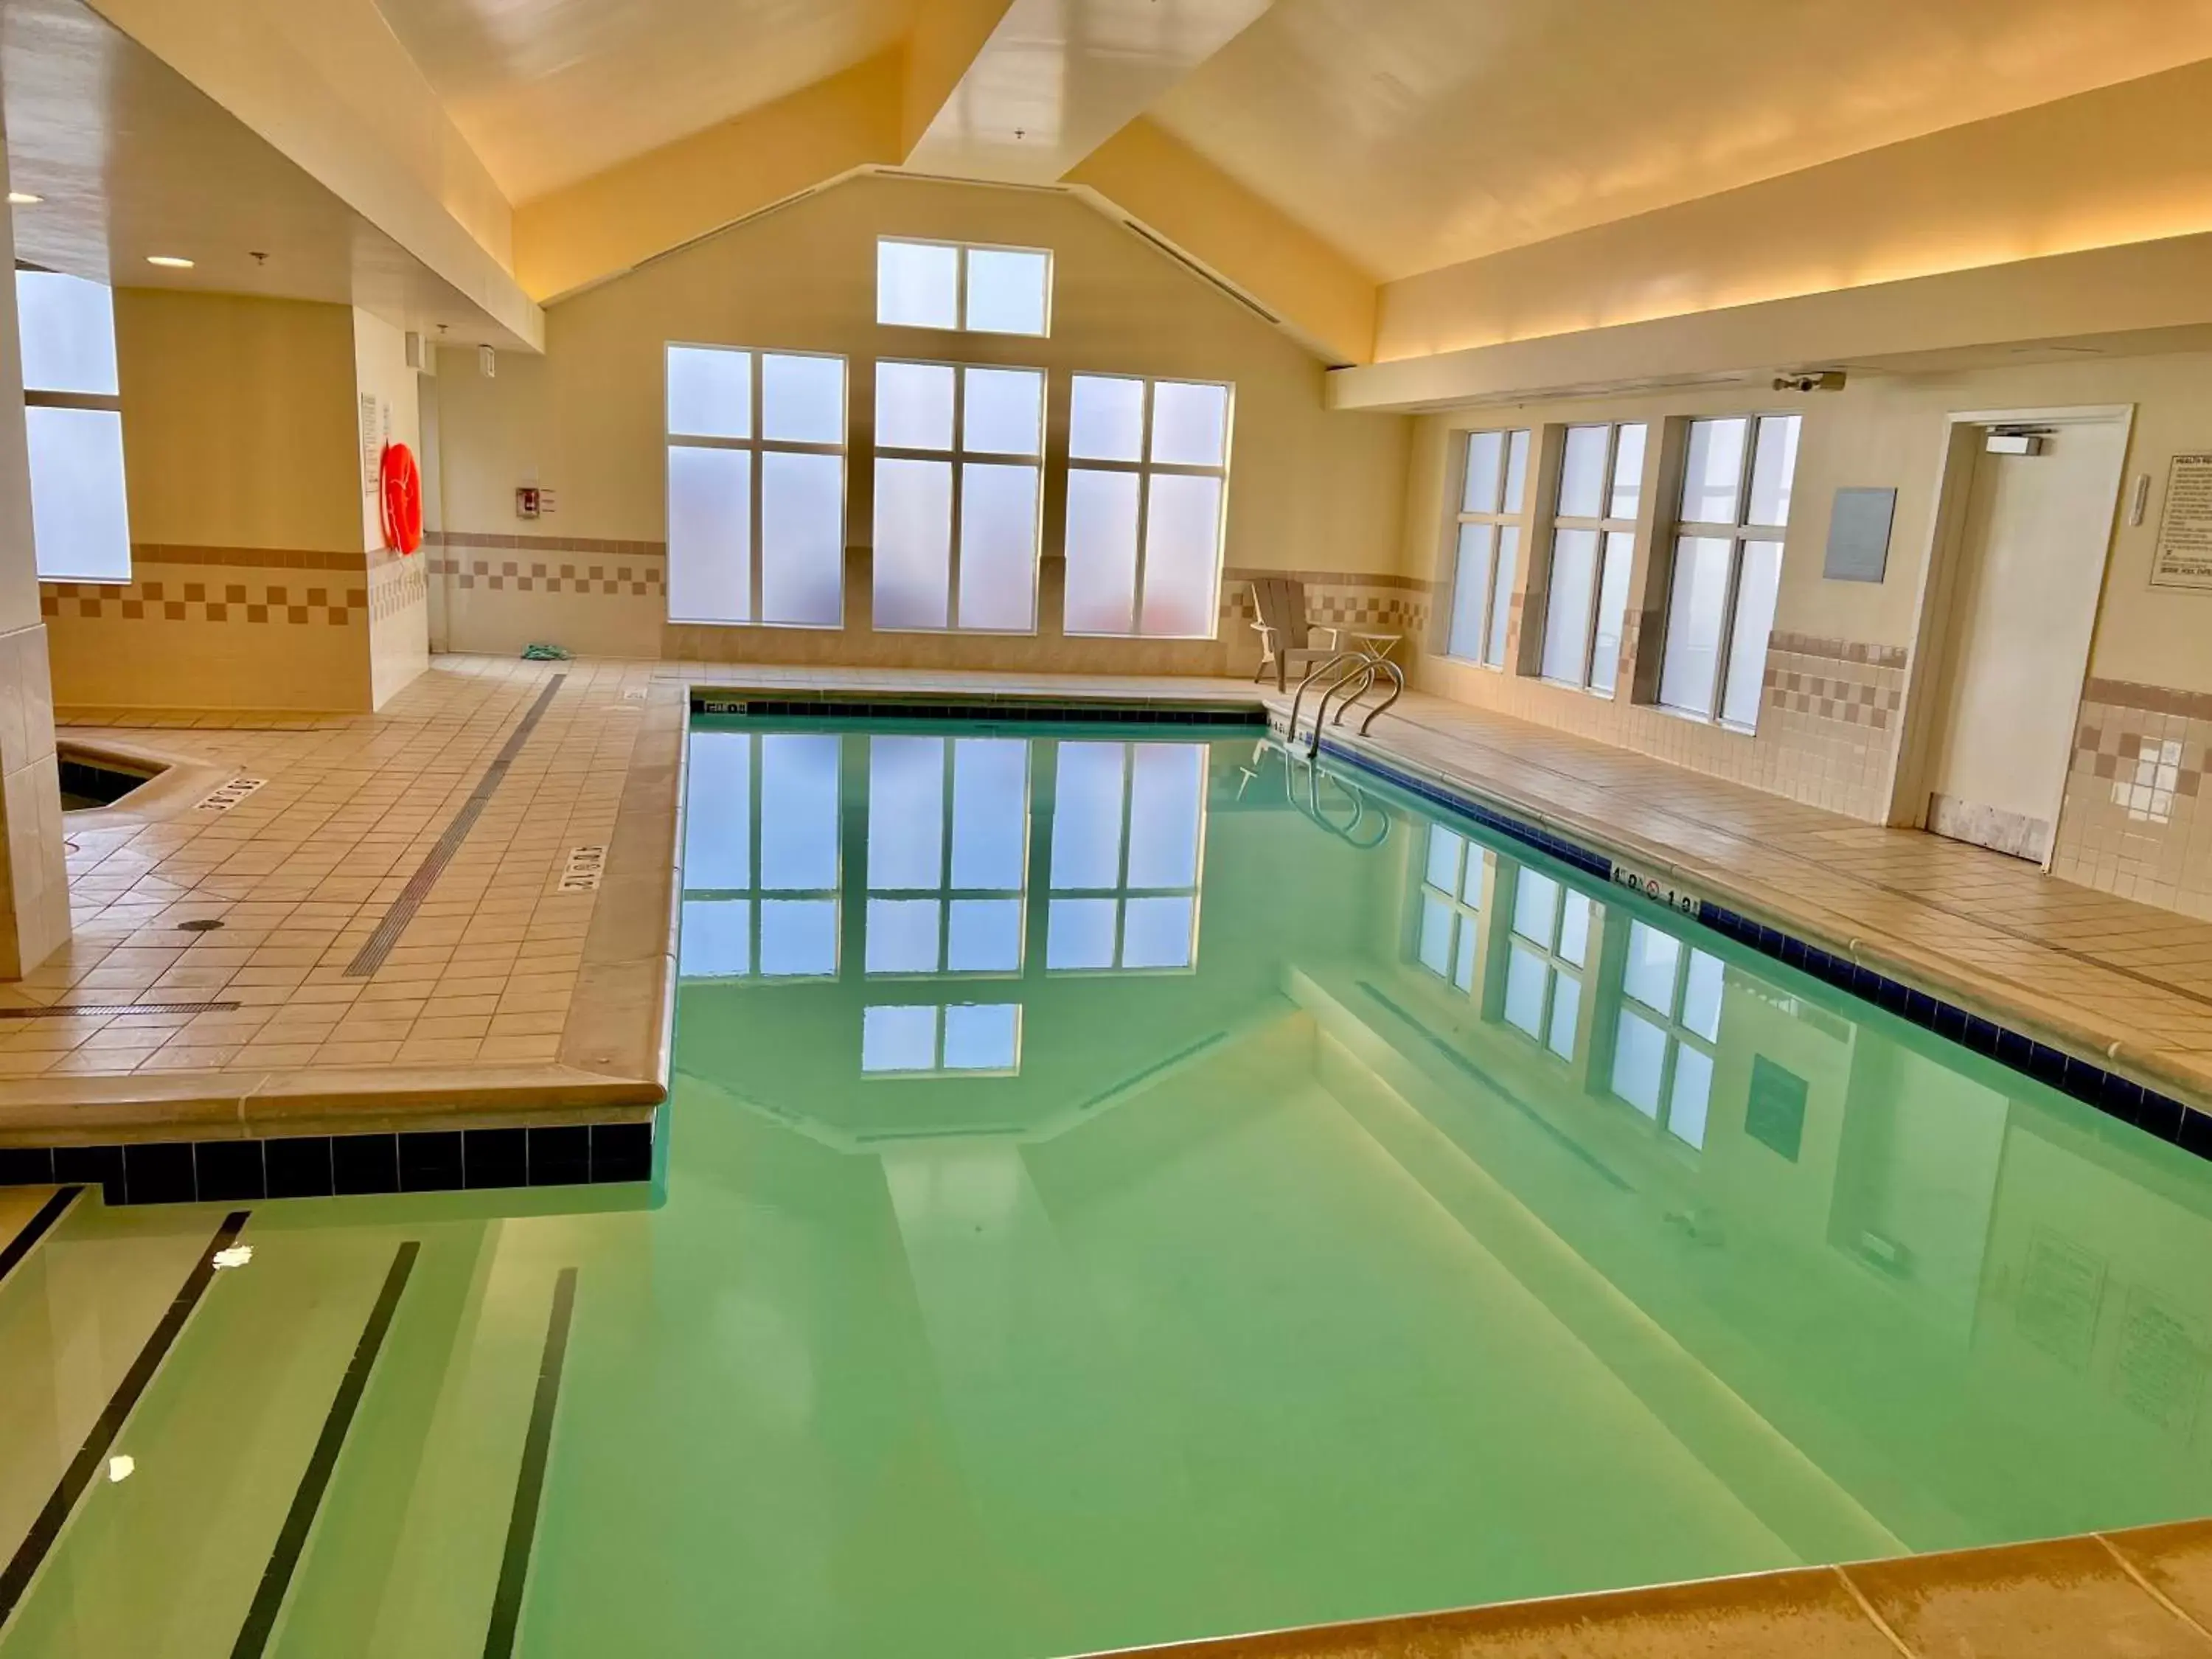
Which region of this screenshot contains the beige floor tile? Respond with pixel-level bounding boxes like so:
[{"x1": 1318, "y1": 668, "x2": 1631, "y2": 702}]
[{"x1": 1846, "y1": 1536, "x2": 2212, "y2": 1658}]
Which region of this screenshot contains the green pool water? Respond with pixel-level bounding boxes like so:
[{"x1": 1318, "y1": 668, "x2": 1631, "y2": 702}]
[{"x1": 5, "y1": 717, "x2": 2212, "y2": 1658}]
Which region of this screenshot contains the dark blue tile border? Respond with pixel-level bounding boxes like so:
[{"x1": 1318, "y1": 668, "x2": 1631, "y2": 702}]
[
  {"x1": 1315, "y1": 733, "x2": 2207, "y2": 1161},
  {"x1": 0, "y1": 1116, "x2": 658, "y2": 1207},
  {"x1": 691, "y1": 694, "x2": 1266, "y2": 728}
]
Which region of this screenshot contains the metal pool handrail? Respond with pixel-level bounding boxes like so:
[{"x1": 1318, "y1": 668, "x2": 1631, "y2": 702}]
[
  {"x1": 1311, "y1": 656, "x2": 1405, "y2": 751},
  {"x1": 1287, "y1": 650, "x2": 1371, "y2": 747}
]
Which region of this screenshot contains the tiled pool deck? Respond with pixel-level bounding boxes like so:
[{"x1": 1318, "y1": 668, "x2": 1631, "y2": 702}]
[{"x1": 3, "y1": 655, "x2": 2208, "y2": 1156}]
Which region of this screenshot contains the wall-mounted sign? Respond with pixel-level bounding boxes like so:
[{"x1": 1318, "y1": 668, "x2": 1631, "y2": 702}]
[
  {"x1": 2150, "y1": 453, "x2": 2212, "y2": 591},
  {"x1": 1823, "y1": 487, "x2": 1896, "y2": 583}
]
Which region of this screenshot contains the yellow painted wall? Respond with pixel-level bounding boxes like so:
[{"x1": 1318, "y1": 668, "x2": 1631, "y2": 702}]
[
  {"x1": 1376, "y1": 59, "x2": 2212, "y2": 364},
  {"x1": 352, "y1": 307, "x2": 430, "y2": 706}
]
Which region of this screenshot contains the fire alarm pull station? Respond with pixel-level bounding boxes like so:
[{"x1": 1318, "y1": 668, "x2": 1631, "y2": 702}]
[{"x1": 516, "y1": 486, "x2": 541, "y2": 518}]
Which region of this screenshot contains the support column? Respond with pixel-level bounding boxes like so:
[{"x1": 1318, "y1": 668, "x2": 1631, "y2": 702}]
[{"x1": 0, "y1": 136, "x2": 72, "y2": 975}]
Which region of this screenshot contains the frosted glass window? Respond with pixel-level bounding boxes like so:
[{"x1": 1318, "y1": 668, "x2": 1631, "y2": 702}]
[
  {"x1": 1121, "y1": 897, "x2": 1195, "y2": 969},
  {"x1": 1609, "y1": 424, "x2": 1647, "y2": 519},
  {"x1": 1050, "y1": 744, "x2": 1127, "y2": 888},
  {"x1": 1542, "y1": 422, "x2": 1644, "y2": 695},
  {"x1": 667, "y1": 346, "x2": 751, "y2": 439},
  {"x1": 1447, "y1": 429, "x2": 1530, "y2": 669},
  {"x1": 862, "y1": 735, "x2": 1032, "y2": 979},
  {"x1": 1070, "y1": 375, "x2": 1144, "y2": 462},
  {"x1": 1418, "y1": 897, "x2": 1455, "y2": 978},
  {"x1": 1607, "y1": 917, "x2": 1723, "y2": 1146},
  {"x1": 25, "y1": 407, "x2": 131, "y2": 582},
  {"x1": 1046, "y1": 739, "x2": 1206, "y2": 973},
  {"x1": 1427, "y1": 828, "x2": 1466, "y2": 894},
  {"x1": 1621, "y1": 922, "x2": 1680, "y2": 1013},
  {"x1": 762, "y1": 352, "x2": 844, "y2": 445},
  {"x1": 877, "y1": 240, "x2": 960, "y2": 330},
  {"x1": 1127, "y1": 744, "x2": 1204, "y2": 886},
  {"x1": 963, "y1": 368, "x2": 1043, "y2": 456},
  {"x1": 863, "y1": 1004, "x2": 940, "y2": 1072},
  {"x1": 759, "y1": 451, "x2": 843, "y2": 626},
  {"x1": 958, "y1": 463, "x2": 1040, "y2": 631},
  {"x1": 679, "y1": 731, "x2": 842, "y2": 980},
  {"x1": 1503, "y1": 945, "x2": 1548, "y2": 1037},
  {"x1": 666, "y1": 446, "x2": 752, "y2": 623},
  {"x1": 947, "y1": 900, "x2": 1023, "y2": 972},
  {"x1": 964, "y1": 248, "x2": 1050, "y2": 335},
  {"x1": 1590, "y1": 532, "x2": 1635, "y2": 698},
  {"x1": 1661, "y1": 414, "x2": 1798, "y2": 731},
  {"x1": 1612, "y1": 1012, "x2": 1667, "y2": 1116},
  {"x1": 1463, "y1": 432, "x2": 1503, "y2": 514},
  {"x1": 943, "y1": 1004, "x2": 1021, "y2": 1070},
  {"x1": 1540, "y1": 529, "x2": 1598, "y2": 684},
  {"x1": 684, "y1": 731, "x2": 752, "y2": 889},
  {"x1": 866, "y1": 899, "x2": 942, "y2": 974},
  {"x1": 1512, "y1": 869, "x2": 1558, "y2": 943},
  {"x1": 1446, "y1": 525, "x2": 1494, "y2": 661},
  {"x1": 1046, "y1": 899, "x2": 1119, "y2": 970},
  {"x1": 1503, "y1": 431, "x2": 1530, "y2": 514},
  {"x1": 869, "y1": 737, "x2": 946, "y2": 889},
  {"x1": 1558, "y1": 891, "x2": 1591, "y2": 967},
  {"x1": 1558, "y1": 426, "x2": 1610, "y2": 518},
  {"x1": 1151, "y1": 381, "x2": 1229, "y2": 467},
  {"x1": 680, "y1": 900, "x2": 751, "y2": 978},
  {"x1": 873, "y1": 458, "x2": 953, "y2": 630},
  {"x1": 758, "y1": 734, "x2": 840, "y2": 890},
  {"x1": 759, "y1": 900, "x2": 837, "y2": 978},
  {"x1": 877, "y1": 361, "x2": 956, "y2": 451},
  {"x1": 1682, "y1": 950, "x2": 1725, "y2": 1042},
  {"x1": 950, "y1": 739, "x2": 1028, "y2": 888},
  {"x1": 1062, "y1": 470, "x2": 1141, "y2": 635},
  {"x1": 1499, "y1": 858, "x2": 1599, "y2": 1063},
  {"x1": 1668, "y1": 1051, "x2": 1713, "y2": 1147},
  {"x1": 1546, "y1": 973, "x2": 1580, "y2": 1059},
  {"x1": 1413, "y1": 824, "x2": 1484, "y2": 995},
  {"x1": 1484, "y1": 529, "x2": 1518, "y2": 668},
  {"x1": 1061, "y1": 375, "x2": 1231, "y2": 641},
  {"x1": 16, "y1": 270, "x2": 118, "y2": 395}
]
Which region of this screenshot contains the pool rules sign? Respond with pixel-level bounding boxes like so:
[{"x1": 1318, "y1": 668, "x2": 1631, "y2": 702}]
[{"x1": 2151, "y1": 453, "x2": 2212, "y2": 591}]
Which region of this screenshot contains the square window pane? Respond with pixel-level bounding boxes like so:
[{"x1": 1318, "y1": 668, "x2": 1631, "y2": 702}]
[
  {"x1": 666, "y1": 346, "x2": 749, "y2": 439},
  {"x1": 868, "y1": 735, "x2": 945, "y2": 888},
  {"x1": 876, "y1": 361, "x2": 956, "y2": 451},
  {"x1": 1503, "y1": 430, "x2": 1531, "y2": 514},
  {"x1": 956, "y1": 462, "x2": 1040, "y2": 631},
  {"x1": 1483, "y1": 526, "x2": 1518, "y2": 667},
  {"x1": 666, "y1": 445, "x2": 751, "y2": 623},
  {"x1": 759, "y1": 451, "x2": 844, "y2": 627},
  {"x1": 1425, "y1": 827, "x2": 1465, "y2": 894},
  {"x1": 1611, "y1": 1010, "x2": 1667, "y2": 1116},
  {"x1": 964, "y1": 248, "x2": 1049, "y2": 335},
  {"x1": 1417, "y1": 895, "x2": 1455, "y2": 978},
  {"x1": 1447, "y1": 524, "x2": 1495, "y2": 660},
  {"x1": 1503, "y1": 945, "x2": 1548, "y2": 1037},
  {"x1": 1546, "y1": 972, "x2": 1580, "y2": 1058},
  {"x1": 1121, "y1": 895, "x2": 1195, "y2": 969},
  {"x1": 872, "y1": 457, "x2": 952, "y2": 629},
  {"x1": 684, "y1": 731, "x2": 751, "y2": 889},
  {"x1": 1558, "y1": 425, "x2": 1610, "y2": 518},
  {"x1": 947, "y1": 899, "x2": 1023, "y2": 973},
  {"x1": 1557, "y1": 891, "x2": 1591, "y2": 967},
  {"x1": 1590, "y1": 531, "x2": 1635, "y2": 697},
  {"x1": 1668, "y1": 1047, "x2": 1714, "y2": 1147},
  {"x1": 759, "y1": 899, "x2": 837, "y2": 978},
  {"x1": 1127, "y1": 742, "x2": 1205, "y2": 886},
  {"x1": 950, "y1": 737, "x2": 1028, "y2": 889},
  {"x1": 25, "y1": 406, "x2": 131, "y2": 582},
  {"x1": 1610, "y1": 424, "x2": 1647, "y2": 519},
  {"x1": 1046, "y1": 897, "x2": 1119, "y2": 970},
  {"x1": 1140, "y1": 473, "x2": 1223, "y2": 637},
  {"x1": 877, "y1": 240, "x2": 959, "y2": 330},
  {"x1": 1062, "y1": 468, "x2": 1140, "y2": 635},
  {"x1": 1512, "y1": 867, "x2": 1559, "y2": 945},
  {"x1": 1453, "y1": 922, "x2": 1478, "y2": 992},
  {"x1": 1070, "y1": 375, "x2": 1144, "y2": 462},
  {"x1": 865, "y1": 897, "x2": 942, "y2": 974},
  {"x1": 944, "y1": 1003, "x2": 1021, "y2": 1070},
  {"x1": 1461, "y1": 846, "x2": 1486, "y2": 906},
  {"x1": 1682, "y1": 949, "x2": 1725, "y2": 1042},
  {"x1": 1541, "y1": 528, "x2": 1598, "y2": 684},
  {"x1": 1747, "y1": 415, "x2": 1801, "y2": 527},
  {"x1": 862, "y1": 1004, "x2": 939, "y2": 1072},
  {"x1": 16, "y1": 270, "x2": 118, "y2": 395},
  {"x1": 1680, "y1": 417, "x2": 1746, "y2": 524},
  {"x1": 759, "y1": 733, "x2": 840, "y2": 890},
  {"x1": 680, "y1": 899, "x2": 750, "y2": 978},
  {"x1": 1462, "y1": 431, "x2": 1503, "y2": 514},
  {"x1": 1151, "y1": 381, "x2": 1229, "y2": 467},
  {"x1": 1659, "y1": 535, "x2": 1731, "y2": 717},
  {"x1": 963, "y1": 367, "x2": 1044, "y2": 457},
  {"x1": 1720, "y1": 539, "x2": 1783, "y2": 728},
  {"x1": 1049, "y1": 743, "x2": 1127, "y2": 888},
  {"x1": 1621, "y1": 922, "x2": 1680, "y2": 1014},
  {"x1": 761, "y1": 352, "x2": 844, "y2": 445}
]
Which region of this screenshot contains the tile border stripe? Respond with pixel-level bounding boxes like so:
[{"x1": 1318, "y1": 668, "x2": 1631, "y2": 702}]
[
  {"x1": 481, "y1": 1267, "x2": 579, "y2": 1659},
  {"x1": 0, "y1": 1187, "x2": 80, "y2": 1287}
]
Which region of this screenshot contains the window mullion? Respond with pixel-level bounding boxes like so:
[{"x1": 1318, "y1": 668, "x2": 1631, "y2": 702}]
[
  {"x1": 749, "y1": 362, "x2": 765, "y2": 623},
  {"x1": 948, "y1": 369, "x2": 967, "y2": 628},
  {"x1": 1129, "y1": 381, "x2": 1155, "y2": 636}
]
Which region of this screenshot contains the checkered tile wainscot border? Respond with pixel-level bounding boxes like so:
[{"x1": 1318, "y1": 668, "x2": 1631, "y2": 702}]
[{"x1": 42, "y1": 580, "x2": 371, "y2": 626}]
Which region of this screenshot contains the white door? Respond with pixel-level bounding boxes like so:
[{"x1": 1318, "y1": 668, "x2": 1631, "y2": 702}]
[{"x1": 1923, "y1": 418, "x2": 2126, "y2": 862}]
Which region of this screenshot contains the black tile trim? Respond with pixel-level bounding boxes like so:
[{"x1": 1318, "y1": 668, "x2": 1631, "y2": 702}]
[
  {"x1": 0, "y1": 1116, "x2": 657, "y2": 1206},
  {"x1": 0, "y1": 1209, "x2": 249, "y2": 1627},
  {"x1": 482, "y1": 1267, "x2": 578, "y2": 1659},
  {"x1": 691, "y1": 693, "x2": 1265, "y2": 727},
  {"x1": 0, "y1": 1186, "x2": 80, "y2": 1287},
  {"x1": 1315, "y1": 736, "x2": 2208, "y2": 1161},
  {"x1": 229, "y1": 1240, "x2": 420, "y2": 1659}
]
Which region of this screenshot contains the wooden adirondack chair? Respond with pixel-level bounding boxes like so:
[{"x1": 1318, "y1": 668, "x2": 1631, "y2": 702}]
[{"x1": 1246, "y1": 579, "x2": 1398, "y2": 691}]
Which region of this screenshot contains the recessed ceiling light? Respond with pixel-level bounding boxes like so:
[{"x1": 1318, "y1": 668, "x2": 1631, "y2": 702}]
[
  {"x1": 146, "y1": 254, "x2": 194, "y2": 268},
  {"x1": 6, "y1": 192, "x2": 41, "y2": 206}
]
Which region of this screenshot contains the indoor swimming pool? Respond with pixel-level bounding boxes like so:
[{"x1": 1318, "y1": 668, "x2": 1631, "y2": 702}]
[{"x1": 4, "y1": 712, "x2": 2212, "y2": 1658}]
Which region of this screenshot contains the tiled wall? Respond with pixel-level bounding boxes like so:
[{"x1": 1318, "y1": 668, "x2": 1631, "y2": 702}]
[
  {"x1": 2052, "y1": 679, "x2": 2212, "y2": 919},
  {"x1": 41, "y1": 546, "x2": 375, "y2": 712},
  {"x1": 366, "y1": 547, "x2": 431, "y2": 709}
]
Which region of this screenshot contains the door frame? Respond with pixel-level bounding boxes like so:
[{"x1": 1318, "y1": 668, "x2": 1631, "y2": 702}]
[{"x1": 1885, "y1": 403, "x2": 2134, "y2": 869}]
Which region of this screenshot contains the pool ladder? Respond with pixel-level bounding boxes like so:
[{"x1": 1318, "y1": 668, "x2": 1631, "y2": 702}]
[
  {"x1": 1237, "y1": 739, "x2": 1393, "y2": 851},
  {"x1": 1285, "y1": 650, "x2": 1404, "y2": 757}
]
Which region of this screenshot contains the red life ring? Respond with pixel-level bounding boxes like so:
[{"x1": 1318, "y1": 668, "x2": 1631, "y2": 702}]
[{"x1": 379, "y1": 442, "x2": 424, "y2": 554}]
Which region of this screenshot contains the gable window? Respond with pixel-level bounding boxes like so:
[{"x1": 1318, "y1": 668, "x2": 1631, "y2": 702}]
[
  {"x1": 1444, "y1": 428, "x2": 1529, "y2": 667},
  {"x1": 1501, "y1": 865, "x2": 1592, "y2": 1060},
  {"x1": 877, "y1": 238, "x2": 1051, "y2": 336},
  {"x1": 1658, "y1": 414, "x2": 1801, "y2": 728},
  {"x1": 1062, "y1": 374, "x2": 1231, "y2": 639},
  {"x1": 863, "y1": 734, "x2": 1030, "y2": 976},
  {"x1": 873, "y1": 359, "x2": 1044, "y2": 632},
  {"x1": 1608, "y1": 921, "x2": 1724, "y2": 1149},
  {"x1": 678, "y1": 730, "x2": 842, "y2": 979},
  {"x1": 861, "y1": 1003, "x2": 1022, "y2": 1075},
  {"x1": 1414, "y1": 824, "x2": 1486, "y2": 993},
  {"x1": 665, "y1": 345, "x2": 846, "y2": 627},
  {"x1": 15, "y1": 268, "x2": 131, "y2": 582},
  {"x1": 1045, "y1": 740, "x2": 1206, "y2": 972},
  {"x1": 1540, "y1": 422, "x2": 1646, "y2": 695}
]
